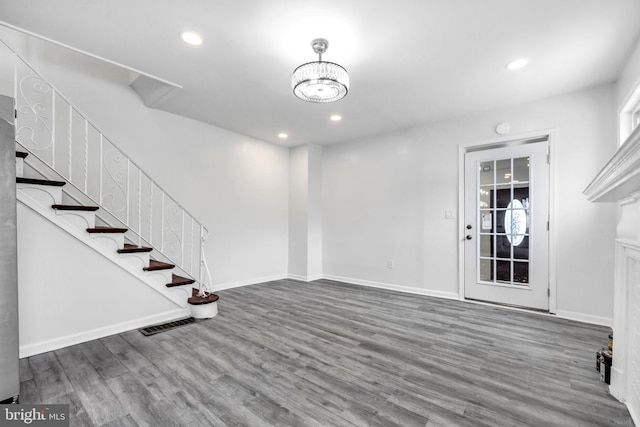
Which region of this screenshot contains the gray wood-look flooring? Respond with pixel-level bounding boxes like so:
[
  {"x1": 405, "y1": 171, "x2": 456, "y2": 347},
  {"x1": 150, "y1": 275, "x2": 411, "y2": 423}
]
[{"x1": 19, "y1": 279, "x2": 632, "y2": 427}]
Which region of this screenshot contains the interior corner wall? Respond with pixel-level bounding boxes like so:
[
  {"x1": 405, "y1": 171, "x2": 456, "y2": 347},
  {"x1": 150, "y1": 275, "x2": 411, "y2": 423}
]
[
  {"x1": 323, "y1": 84, "x2": 618, "y2": 324},
  {"x1": 288, "y1": 144, "x2": 323, "y2": 281},
  {"x1": 288, "y1": 145, "x2": 309, "y2": 279},
  {"x1": 0, "y1": 27, "x2": 289, "y2": 291},
  {"x1": 307, "y1": 144, "x2": 323, "y2": 280}
]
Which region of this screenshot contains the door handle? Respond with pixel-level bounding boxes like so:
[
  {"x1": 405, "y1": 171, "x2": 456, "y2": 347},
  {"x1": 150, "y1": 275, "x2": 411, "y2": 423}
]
[{"x1": 466, "y1": 235, "x2": 472, "y2": 240}]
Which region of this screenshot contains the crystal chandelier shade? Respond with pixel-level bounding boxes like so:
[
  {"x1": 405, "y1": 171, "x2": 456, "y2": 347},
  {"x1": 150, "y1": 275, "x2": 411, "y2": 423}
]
[{"x1": 292, "y1": 39, "x2": 349, "y2": 103}]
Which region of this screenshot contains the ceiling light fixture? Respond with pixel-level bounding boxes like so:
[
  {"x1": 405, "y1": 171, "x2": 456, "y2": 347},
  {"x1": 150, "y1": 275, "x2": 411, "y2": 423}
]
[
  {"x1": 330, "y1": 114, "x2": 342, "y2": 121},
  {"x1": 506, "y1": 57, "x2": 530, "y2": 70},
  {"x1": 181, "y1": 31, "x2": 203, "y2": 45},
  {"x1": 292, "y1": 38, "x2": 349, "y2": 103},
  {"x1": 278, "y1": 133, "x2": 288, "y2": 139}
]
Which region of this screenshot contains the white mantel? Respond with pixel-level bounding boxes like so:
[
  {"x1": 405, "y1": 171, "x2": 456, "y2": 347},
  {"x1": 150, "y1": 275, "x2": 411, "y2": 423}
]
[{"x1": 584, "y1": 125, "x2": 640, "y2": 423}]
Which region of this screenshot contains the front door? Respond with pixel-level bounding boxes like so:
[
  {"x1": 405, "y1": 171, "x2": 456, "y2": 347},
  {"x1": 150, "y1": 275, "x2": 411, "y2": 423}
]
[{"x1": 464, "y1": 139, "x2": 550, "y2": 310}]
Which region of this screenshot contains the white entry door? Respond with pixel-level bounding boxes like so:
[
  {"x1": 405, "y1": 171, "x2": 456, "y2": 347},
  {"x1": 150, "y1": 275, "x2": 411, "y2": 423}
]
[{"x1": 464, "y1": 140, "x2": 550, "y2": 310}]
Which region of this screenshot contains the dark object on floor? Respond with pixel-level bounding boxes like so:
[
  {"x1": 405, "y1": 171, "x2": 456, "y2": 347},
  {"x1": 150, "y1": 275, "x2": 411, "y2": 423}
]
[{"x1": 139, "y1": 317, "x2": 196, "y2": 336}]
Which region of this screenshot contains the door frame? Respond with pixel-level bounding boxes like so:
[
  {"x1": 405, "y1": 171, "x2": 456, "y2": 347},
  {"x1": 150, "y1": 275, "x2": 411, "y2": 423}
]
[{"x1": 457, "y1": 129, "x2": 557, "y2": 314}]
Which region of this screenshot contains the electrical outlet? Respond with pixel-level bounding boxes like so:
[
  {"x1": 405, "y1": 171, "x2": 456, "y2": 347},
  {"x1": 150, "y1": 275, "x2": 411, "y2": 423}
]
[{"x1": 387, "y1": 260, "x2": 394, "y2": 269}]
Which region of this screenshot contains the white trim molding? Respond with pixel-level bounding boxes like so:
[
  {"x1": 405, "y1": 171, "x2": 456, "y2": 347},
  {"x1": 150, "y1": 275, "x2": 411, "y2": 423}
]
[
  {"x1": 584, "y1": 125, "x2": 640, "y2": 202},
  {"x1": 322, "y1": 275, "x2": 460, "y2": 301},
  {"x1": 554, "y1": 310, "x2": 612, "y2": 327},
  {"x1": 288, "y1": 274, "x2": 324, "y2": 282},
  {"x1": 19, "y1": 308, "x2": 188, "y2": 358}
]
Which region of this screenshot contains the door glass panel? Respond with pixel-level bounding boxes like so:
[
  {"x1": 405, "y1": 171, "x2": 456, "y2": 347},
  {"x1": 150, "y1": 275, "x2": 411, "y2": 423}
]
[
  {"x1": 513, "y1": 262, "x2": 529, "y2": 284},
  {"x1": 496, "y1": 159, "x2": 511, "y2": 184},
  {"x1": 496, "y1": 260, "x2": 511, "y2": 283},
  {"x1": 479, "y1": 235, "x2": 493, "y2": 257},
  {"x1": 480, "y1": 210, "x2": 493, "y2": 231},
  {"x1": 480, "y1": 258, "x2": 493, "y2": 281},
  {"x1": 513, "y1": 157, "x2": 529, "y2": 183},
  {"x1": 479, "y1": 188, "x2": 491, "y2": 209},
  {"x1": 480, "y1": 161, "x2": 494, "y2": 185},
  {"x1": 495, "y1": 185, "x2": 512, "y2": 208},
  {"x1": 513, "y1": 236, "x2": 529, "y2": 259},
  {"x1": 476, "y1": 156, "x2": 531, "y2": 287},
  {"x1": 496, "y1": 235, "x2": 512, "y2": 258}
]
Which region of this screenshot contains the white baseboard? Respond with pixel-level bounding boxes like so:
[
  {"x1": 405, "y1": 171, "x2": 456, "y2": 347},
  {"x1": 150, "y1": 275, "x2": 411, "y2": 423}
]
[
  {"x1": 555, "y1": 309, "x2": 612, "y2": 327},
  {"x1": 210, "y1": 273, "x2": 288, "y2": 292},
  {"x1": 287, "y1": 274, "x2": 323, "y2": 282},
  {"x1": 322, "y1": 274, "x2": 460, "y2": 300},
  {"x1": 19, "y1": 308, "x2": 189, "y2": 358}
]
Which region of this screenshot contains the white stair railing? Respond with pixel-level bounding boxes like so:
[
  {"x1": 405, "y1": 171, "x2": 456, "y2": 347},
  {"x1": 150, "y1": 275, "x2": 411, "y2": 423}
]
[{"x1": 2, "y1": 40, "x2": 210, "y2": 290}]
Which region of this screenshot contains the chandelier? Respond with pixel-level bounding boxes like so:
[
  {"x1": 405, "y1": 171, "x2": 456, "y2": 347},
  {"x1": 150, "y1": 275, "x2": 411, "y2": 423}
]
[{"x1": 292, "y1": 38, "x2": 349, "y2": 103}]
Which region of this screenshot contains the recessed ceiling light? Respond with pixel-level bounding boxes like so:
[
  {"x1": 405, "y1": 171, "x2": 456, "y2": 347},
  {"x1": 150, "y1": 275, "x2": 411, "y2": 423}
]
[
  {"x1": 278, "y1": 133, "x2": 288, "y2": 139},
  {"x1": 181, "y1": 32, "x2": 203, "y2": 46},
  {"x1": 330, "y1": 115, "x2": 342, "y2": 121},
  {"x1": 506, "y1": 58, "x2": 530, "y2": 70}
]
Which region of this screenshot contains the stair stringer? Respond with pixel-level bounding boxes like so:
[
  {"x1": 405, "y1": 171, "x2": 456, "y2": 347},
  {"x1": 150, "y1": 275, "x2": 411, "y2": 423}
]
[{"x1": 17, "y1": 188, "x2": 193, "y2": 309}]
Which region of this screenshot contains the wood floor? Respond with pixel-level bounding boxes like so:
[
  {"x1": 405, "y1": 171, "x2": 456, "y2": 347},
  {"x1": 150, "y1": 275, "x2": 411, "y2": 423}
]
[{"x1": 19, "y1": 279, "x2": 633, "y2": 426}]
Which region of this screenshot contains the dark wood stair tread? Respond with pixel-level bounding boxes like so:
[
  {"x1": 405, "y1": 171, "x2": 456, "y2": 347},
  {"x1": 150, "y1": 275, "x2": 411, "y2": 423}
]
[
  {"x1": 118, "y1": 243, "x2": 153, "y2": 254},
  {"x1": 144, "y1": 259, "x2": 175, "y2": 271},
  {"x1": 166, "y1": 274, "x2": 196, "y2": 287},
  {"x1": 52, "y1": 204, "x2": 99, "y2": 212},
  {"x1": 17, "y1": 177, "x2": 66, "y2": 187},
  {"x1": 188, "y1": 289, "x2": 219, "y2": 305},
  {"x1": 16, "y1": 151, "x2": 28, "y2": 159},
  {"x1": 86, "y1": 226, "x2": 128, "y2": 233}
]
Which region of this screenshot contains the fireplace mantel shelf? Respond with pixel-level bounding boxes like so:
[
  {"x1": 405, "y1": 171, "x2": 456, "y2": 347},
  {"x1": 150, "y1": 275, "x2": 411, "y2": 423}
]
[{"x1": 584, "y1": 126, "x2": 640, "y2": 202}]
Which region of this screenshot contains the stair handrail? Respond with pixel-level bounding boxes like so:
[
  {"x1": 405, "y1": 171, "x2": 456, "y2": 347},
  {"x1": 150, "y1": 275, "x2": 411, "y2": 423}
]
[{"x1": 2, "y1": 39, "x2": 211, "y2": 288}]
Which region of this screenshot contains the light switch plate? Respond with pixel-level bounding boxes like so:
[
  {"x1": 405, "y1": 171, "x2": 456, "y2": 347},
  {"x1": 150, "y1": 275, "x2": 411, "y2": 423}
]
[{"x1": 445, "y1": 209, "x2": 457, "y2": 219}]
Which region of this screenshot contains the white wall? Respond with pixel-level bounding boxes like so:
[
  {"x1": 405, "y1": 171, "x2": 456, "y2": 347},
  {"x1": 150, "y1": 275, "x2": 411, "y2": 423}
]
[
  {"x1": 324, "y1": 84, "x2": 618, "y2": 324},
  {"x1": 1, "y1": 27, "x2": 290, "y2": 290}
]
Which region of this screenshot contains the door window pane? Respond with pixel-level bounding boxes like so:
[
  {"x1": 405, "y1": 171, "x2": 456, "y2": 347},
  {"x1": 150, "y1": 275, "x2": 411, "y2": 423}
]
[
  {"x1": 496, "y1": 159, "x2": 511, "y2": 184},
  {"x1": 480, "y1": 161, "x2": 494, "y2": 185},
  {"x1": 479, "y1": 188, "x2": 491, "y2": 209},
  {"x1": 480, "y1": 235, "x2": 493, "y2": 258},
  {"x1": 480, "y1": 210, "x2": 493, "y2": 232},
  {"x1": 495, "y1": 186, "x2": 512, "y2": 208},
  {"x1": 513, "y1": 157, "x2": 529, "y2": 183},
  {"x1": 496, "y1": 260, "x2": 511, "y2": 283},
  {"x1": 496, "y1": 235, "x2": 512, "y2": 259},
  {"x1": 513, "y1": 236, "x2": 529, "y2": 260},
  {"x1": 513, "y1": 262, "x2": 529, "y2": 284},
  {"x1": 480, "y1": 259, "x2": 493, "y2": 282}
]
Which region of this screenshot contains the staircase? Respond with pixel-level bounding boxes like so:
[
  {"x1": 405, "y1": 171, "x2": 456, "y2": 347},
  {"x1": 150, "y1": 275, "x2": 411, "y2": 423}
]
[{"x1": 15, "y1": 150, "x2": 219, "y2": 320}]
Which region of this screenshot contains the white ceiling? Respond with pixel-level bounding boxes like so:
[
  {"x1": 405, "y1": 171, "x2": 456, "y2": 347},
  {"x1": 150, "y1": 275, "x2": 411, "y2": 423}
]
[{"x1": 1, "y1": 0, "x2": 639, "y2": 147}]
